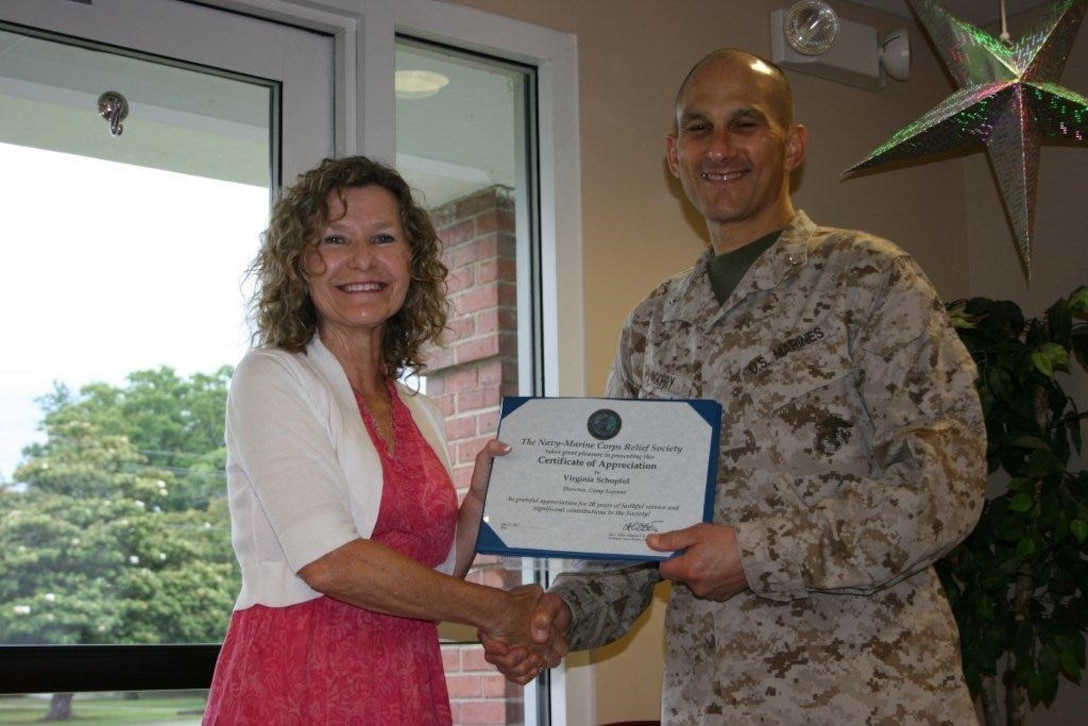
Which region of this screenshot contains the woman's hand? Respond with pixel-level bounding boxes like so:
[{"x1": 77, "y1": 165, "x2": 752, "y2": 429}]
[
  {"x1": 454, "y1": 439, "x2": 511, "y2": 577},
  {"x1": 479, "y1": 590, "x2": 571, "y2": 685},
  {"x1": 468, "y1": 439, "x2": 511, "y2": 500},
  {"x1": 487, "y1": 584, "x2": 547, "y2": 649}
]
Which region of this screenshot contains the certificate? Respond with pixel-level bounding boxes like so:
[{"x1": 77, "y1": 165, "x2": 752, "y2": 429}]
[{"x1": 476, "y1": 397, "x2": 721, "y2": 561}]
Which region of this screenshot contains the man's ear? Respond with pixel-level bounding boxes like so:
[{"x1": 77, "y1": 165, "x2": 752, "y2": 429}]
[
  {"x1": 785, "y1": 123, "x2": 808, "y2": 171},
  {"x1": 665, "y1": 134, "x2": 680, "y2": 177}
]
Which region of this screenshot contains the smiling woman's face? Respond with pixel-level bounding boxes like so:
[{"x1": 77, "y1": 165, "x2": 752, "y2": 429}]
[{"x1": 304, "y1": 185, "x2": 412, "y2": 339}]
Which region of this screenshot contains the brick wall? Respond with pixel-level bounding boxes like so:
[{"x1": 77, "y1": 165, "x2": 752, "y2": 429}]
[{"x1": 426, "y1": 185, "x2": 527, "y2": 725}]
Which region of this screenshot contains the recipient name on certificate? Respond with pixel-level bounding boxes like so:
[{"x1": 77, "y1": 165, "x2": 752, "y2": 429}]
[{"x1": 476, "y1": 397, "x2": 721, "y2": 561}]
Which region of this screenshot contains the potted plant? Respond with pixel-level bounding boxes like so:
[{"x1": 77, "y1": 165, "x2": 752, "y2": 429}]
[{"x1": 937, "y1": 285, "x2": 1088, "y2": 726}]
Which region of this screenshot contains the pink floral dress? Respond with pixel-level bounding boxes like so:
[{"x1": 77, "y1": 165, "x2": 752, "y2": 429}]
[{"x1": 204, "y1": 383, "x2": 458, "y2": 725}]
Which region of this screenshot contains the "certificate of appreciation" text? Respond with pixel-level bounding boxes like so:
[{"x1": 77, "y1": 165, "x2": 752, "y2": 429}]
[{"x1": 476, "y1": 397, "x2": 721, "y2": 561}]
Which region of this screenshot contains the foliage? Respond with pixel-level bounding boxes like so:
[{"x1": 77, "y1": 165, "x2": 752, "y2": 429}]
[
  {"x1": 0, "y1": 367, "x2": 238, "y2": 649},
  {"x1": 22, "y1": 365, "x2": 233, "y2": 510},
  {"x1": 937, "y1": 286, "x2": 1088, "y2": 725}
]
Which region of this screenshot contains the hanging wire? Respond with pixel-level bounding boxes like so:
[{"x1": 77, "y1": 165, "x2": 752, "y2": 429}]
[{"x1": 999, "y1": 0, "x2": 1013, "y2": 45}]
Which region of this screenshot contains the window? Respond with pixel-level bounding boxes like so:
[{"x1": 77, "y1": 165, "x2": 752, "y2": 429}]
[
  {"x1": 0, "y1": 0, "x2": 581, "y2": 723},
  {"x1": 395, "y1": 36, "x2": 546, "y2": 723},
  {"x1": 0, "y1": 0, "x2": 334, "y2": 712}
]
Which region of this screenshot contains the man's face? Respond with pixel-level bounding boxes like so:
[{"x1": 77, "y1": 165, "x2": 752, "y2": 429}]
[{"x1": 665, "y1": 56, "x2": 805, "y2": 245}]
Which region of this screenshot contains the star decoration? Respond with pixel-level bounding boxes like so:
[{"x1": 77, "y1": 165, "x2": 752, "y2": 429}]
[{"x1": 843, "y1": 0, "x2": 1088, "y2": 279}]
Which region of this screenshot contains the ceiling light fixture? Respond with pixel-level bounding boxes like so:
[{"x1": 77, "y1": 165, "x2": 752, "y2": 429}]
[
  {"x1": 394, "y1": 70, "x2": 449, "y2": 100},
  {"x1": 771, "y1": 1, "x2": 910, "y2": 90}
]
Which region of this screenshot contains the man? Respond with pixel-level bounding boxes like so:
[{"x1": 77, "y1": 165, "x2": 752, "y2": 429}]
[{"x1": 484, "y1": 48, "x2": 986, "y2": 724}]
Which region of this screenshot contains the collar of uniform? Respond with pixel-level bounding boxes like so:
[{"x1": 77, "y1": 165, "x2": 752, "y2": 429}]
[
  {"x1": 661, "y1": 250, "x2": 716, "y2": 323},
  {"x1": 748, "y1": 210, "x2": 815, "y2": 290},
  {"x1": 661, "y1": 211, "x2": 816, "y2": 324}
]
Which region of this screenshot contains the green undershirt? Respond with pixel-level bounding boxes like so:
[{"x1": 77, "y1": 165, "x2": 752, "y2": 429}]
[{"x1": 707, "y1": 230, "x2": 782, "y2": 304}]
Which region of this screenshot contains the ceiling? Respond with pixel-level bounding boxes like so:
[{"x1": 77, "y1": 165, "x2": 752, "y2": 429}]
[{"x1": 843, "y1": 0, "x2": 1050, "y2": 26}]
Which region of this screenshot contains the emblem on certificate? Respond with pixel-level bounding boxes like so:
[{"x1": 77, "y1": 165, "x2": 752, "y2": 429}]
[{"x1": 476, "y1": 397, "x2": 721, "y2": 561}]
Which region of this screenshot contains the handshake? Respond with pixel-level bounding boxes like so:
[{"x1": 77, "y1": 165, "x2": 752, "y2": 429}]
[
  {"x1": 478, "y1": 587, "x2": 573, "y2": 686},
  {"x1": 476, "y1": 522, "x2": 749, "y2": 684}
]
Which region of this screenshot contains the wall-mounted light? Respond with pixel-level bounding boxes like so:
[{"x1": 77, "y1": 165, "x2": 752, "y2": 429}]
[
  {"x1": 395, "y1": 70, "x2": 449, "y2": 100},
  {"x1": 783, "y1": 0, "x2": 840, "y2": 55},
  {"x1": 771, "y1": 1, "x2": 910, "y2": 90}
]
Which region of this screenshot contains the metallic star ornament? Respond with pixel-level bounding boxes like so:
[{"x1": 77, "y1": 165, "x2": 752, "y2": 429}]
[{"x1": 843, "y1": 0, "x2": 1088, "y2": 278}]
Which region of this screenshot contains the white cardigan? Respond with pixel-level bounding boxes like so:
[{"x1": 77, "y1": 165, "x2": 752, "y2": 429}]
[{"x1": 225, "y1": 335, "x2": 454, "y2": 610}]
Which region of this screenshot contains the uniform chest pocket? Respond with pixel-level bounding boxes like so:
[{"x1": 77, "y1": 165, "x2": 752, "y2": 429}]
[
  {"x1": 745, "y1": 325, "x2": 855, "y2": 413},
  {"x1": 745, "y1": 326, "x2": 871, "y2": 475}
]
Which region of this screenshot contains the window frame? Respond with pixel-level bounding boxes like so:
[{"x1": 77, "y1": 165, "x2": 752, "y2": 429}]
[{"x1": 1, "y1": 645, "x2": 219, "y2": 693}]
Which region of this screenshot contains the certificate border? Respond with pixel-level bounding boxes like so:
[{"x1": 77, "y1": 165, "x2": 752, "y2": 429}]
[{"x1": 475, "y1": 396, "x2": 721, "y2": 561}]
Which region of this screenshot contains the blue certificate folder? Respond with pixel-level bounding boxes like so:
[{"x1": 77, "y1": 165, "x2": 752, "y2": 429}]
[{"x1": 475, "y1": 396, "x2": 722, "y2": 561}]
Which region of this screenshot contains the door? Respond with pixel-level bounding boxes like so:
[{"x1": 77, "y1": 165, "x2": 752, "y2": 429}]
[{"x1": 0, "y1": 0, "x2": 335, "y2": 712}]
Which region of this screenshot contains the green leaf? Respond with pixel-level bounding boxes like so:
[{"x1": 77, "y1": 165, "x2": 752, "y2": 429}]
[
  {"x1": 1016, "y1": 536, "x2": 1037, "y2": 560},
  {"x1": 1060, "y1": 650, "x2": 1083, "y2": 679},
  {"x1": 1056, "y1": 633, "x2": 1087, "y2": 668},
  {"x1": 1054, "y1": 515, "x2": 1069, "y2": 544},
  {"x1": 1027, "y1": 670, "x2": 1046, "y2": 703},
  {"x1": 1039, "y1": 642, "x2": 1062, "y2": 675},
  {"x1": 1009, "y1": 436, "x2": 1051, "y2": 451},
  {"x1": 976, "y1": 595, "x2": 995, "y2": 621},
  {"x1": 1069, "y1": 285, "x2": 1088, "y2": 314},
  {"x1": 995, "y1": 516, "x2": 1025, "y2": 543},
  {"x1": 1031, "y1": 350, "x2": 1053, "y2": 377},
  {"x1": 1031, "y1": 342, "x2": 1069, "y2": 378},
  {"x1": 1071, "y1": 519, "x2": 1088, "y2": 544},
  {"x1": 980, "y1": 568, "x2": 1011, "y2": 592},
  {"x1": 987, "y1": 367, "x2": 1015, "y2": 403},
  {"x1": 1008, "y1": 490, "x2": 1035, "y2": 513},
  {"x1": 947, "y1": 300, "x2": 974, "y2": 329},
  {"x1": 1022, "y1": 449, "x2": 1062, "y2": 479},
  {"x1": 963, "y1": 661, "x2": 982, "y2": 695}
]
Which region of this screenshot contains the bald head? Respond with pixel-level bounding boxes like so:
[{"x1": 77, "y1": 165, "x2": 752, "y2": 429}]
[
  {"x1": 665, "y1": 47, "x2": 807, "y2": 251},
  {"x1": 675, "y1": 49, "x2": 795, "y2": 129}
]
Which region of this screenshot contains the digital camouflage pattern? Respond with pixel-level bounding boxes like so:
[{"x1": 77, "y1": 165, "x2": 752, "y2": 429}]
[{"x1": 551, "y1": 212, "x2": 986, "y2": 724}]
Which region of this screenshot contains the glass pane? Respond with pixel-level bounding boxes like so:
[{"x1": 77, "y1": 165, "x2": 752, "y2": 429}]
[
  {"x1": 395, "y1": 38, "x2": 542, "y2": 725},
  {"x1": 0, "y1": 23, "x2": 269, "y2": 660},
  {"x1": 0, "y1": 690, "x2": 207, "y2": 724}
]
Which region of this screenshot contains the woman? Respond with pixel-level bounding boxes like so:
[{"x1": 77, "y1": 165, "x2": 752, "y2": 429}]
[{"x1": 204, "y1": 156, "x2": 540, "y2": 724}]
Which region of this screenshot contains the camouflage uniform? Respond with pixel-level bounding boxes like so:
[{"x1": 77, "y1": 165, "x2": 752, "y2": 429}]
[{"x1": 551, "y1": 212, "x2": 985, "y2": 724}]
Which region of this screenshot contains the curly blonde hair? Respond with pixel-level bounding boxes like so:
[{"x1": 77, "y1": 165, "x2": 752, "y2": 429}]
[{"x1": 247, "y1": 156, "x2": 449, "y2": 378}]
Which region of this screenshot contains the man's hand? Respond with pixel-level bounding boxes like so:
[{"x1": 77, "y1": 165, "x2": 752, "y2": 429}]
[
  {"x1": 649, "y1": 523, "x2": 748, "y2": 602},
  {"x1": 479, "y1": 592, "x2": 571, "y2": 686}
]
